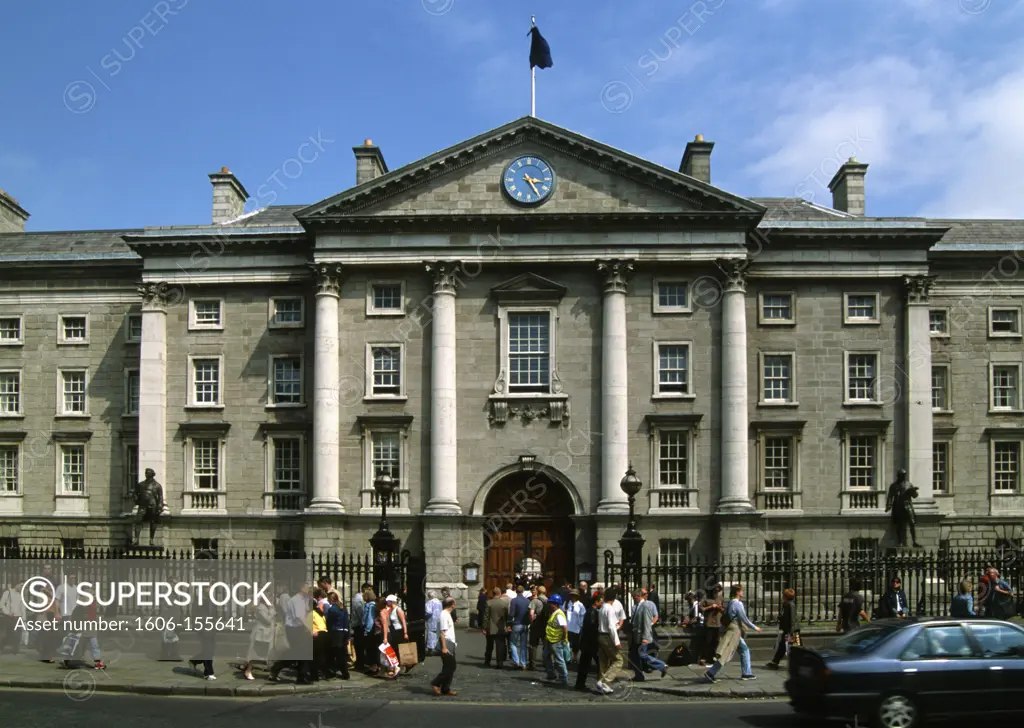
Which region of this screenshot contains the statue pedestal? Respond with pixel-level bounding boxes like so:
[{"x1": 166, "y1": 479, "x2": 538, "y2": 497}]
[{"x1": 125, "y1": 545, "x2": 165, "y2": 559}]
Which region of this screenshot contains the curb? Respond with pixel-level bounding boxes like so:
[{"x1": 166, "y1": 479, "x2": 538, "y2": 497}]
[
  {"x1": 635, "y1": 683, "x2": 787, "y2": 699},
  {"x1": 0, "y1": 677, "x2": 370, "y2": 698}
]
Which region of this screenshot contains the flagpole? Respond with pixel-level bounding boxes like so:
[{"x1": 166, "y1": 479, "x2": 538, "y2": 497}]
[{"x1": 530, "y1": 15, "x2": 536, "y2": 117}]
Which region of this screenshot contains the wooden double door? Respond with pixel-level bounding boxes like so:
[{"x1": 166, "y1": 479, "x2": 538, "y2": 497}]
[{"x1": 484, "y1": 518, "x2": 574, "y2": 592}]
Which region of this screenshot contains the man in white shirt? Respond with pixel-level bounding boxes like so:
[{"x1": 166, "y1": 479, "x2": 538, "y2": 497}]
[
  {"x1": 431, "y1": 597, "x2": 458, "y2": 696},
  {"x1": 0, "y1": 581, "x2": 26, "y2": 653},
  {"x1": 270, "y1": 584, "x2": 314, "y2": 684},
  {"x1": 595, "y1": 587, "x2": 625, "y2": 694},
  {"x1": 504, "y1": 583, "x2": 516, "y2": 601},
  {"x1": 565, "y1": 590, "x2": 586, "y2": 663}
]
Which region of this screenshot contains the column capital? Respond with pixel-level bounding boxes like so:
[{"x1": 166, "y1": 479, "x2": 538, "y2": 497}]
[
  {"x1": 716, "y1": 259, "x2": 747, "y2": 293},
  {"x1": 904, "y1": 274, "x2": 936, "y2": 305},
  {"x1": 597, "y1": 260, "x2": 634, "y2": 295},
  {"x1": 309, "y1": 263, "x2": 344, "y2": 297},
  {"x1": 137, "y1": 281, "x2": 181, "y2": 311},
  {"x1": 425, "y1": 261, "x2": 462, "y2": 295}
]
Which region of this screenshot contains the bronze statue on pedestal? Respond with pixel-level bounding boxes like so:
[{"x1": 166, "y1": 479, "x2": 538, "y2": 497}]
[
  {"x1": 132, "y1": 468, "x2": 165, "y2": 546},
  {"x1": 886, "y1": 468, "x2": 921, "y2": 548}
]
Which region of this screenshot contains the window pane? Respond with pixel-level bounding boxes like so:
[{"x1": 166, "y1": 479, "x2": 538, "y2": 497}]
[
  {"x1": 763, "y1": 437, "x2": 791, "y2": 489},
  {"x1": 125, "y1": 443, "x2": 138, "y2": 495},
  {"x1": 903, "y1": 626, "x2": 974, "y2": 660},
  {"x1": 193, "y1": 360, "x2": 220, "y2": 404},
  {"x1": 372, "y1": 284, "x2": 402, "y2": 311},
  {"x1": 0, "y1": 372, "x2": 19, "y2": 414},
  {"x1": 657, "y1": 282, "x2": 688, "y2": 309},
  {"x1": 62, "y1": 316, "x2": 87, "y2": 340},
  {"x1": 657, "y1": 540, "x2": 688, "y2": 597},
  {"x1": 762, "y1": 355, "x2": 792, "y2": 401},
  {"x1": 992, "y1": 366, "x2": 1019, "y2": 409},
  {"x1": 847, "y1": 354, "x2": 877, "y2": 401},
  {"x1": 762, "y1": 294, "x2": 792, "y2": 321},
  {"x1": 193, "y1": 439, "x2": 219, "y2": 489},
  {"x1": 62, "y1": 371, "x2": 86, "y2": 413},
  {"x1": 273, "y1": 298, "x2": 303, "y2": 325},
  {"x1": 994, "y1": 442, "x2": 1019, "y2": 492},
  {"x1": 61, "y1": 445, "x2": 85, "y2": 493},
  {"x1": 932, "y1": 442, "x2": 949, "y2": 493},
  {"x1": 128, "y1": 315, "x2": 143, "y2": 341},
  {"x1": 848, "y1": 436, "x2": 875, "y2": 488},
  {"x1": 273, "y1": 357, "x2": 302, "y2": 404},
  {"x1": 372, "y1": 346, "x2": 401, "y2": 395},
  {"x1": 126, "y1": 371, "x2": 139, "y2": 414},
  {"x1": 194, "y1": 301, "x2": 221, "y2": 325},
  {"x1": 0, "y1": 318, "x2": 20, "y2": 341},
  {"x1": 658, "y1": 345, "x2": 689, "y2": 394},
  {"x1": 992, "y1": 309, "x2": 1019, "y2": 334},
  {"x1": 931, "y1": 367, "x2": 948, "y2": 410},
  {"x1": 371, "y1": 432, "x2": 401, "y2": 507},
  {"x1": 847, "y1": 295, "x2": 876, "y2": 320},
  {"x1": 659, "y1": 431, "x2": 688, "y2": 487},
  {"x1": 508, "y1": 313, "x2": 550, "y2": 392},
  {"x1": 0, "y1": 446, "x2": 18, "y2": 493},
  {"x1": 273, "y1": 438, "x2": 302, "y2": 490},
  {"x1": 929, "y1": 310, "x2": 947, "y2": 334}
]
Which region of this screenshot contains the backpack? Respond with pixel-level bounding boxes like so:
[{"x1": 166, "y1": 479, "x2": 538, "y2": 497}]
[{"x1": 667, "y1": 643, "x2": 692, "y2": 666}]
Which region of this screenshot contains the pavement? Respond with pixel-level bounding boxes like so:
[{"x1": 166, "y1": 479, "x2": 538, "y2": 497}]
[
  {"x1": 0, "y1": 691, "x2": 807, "y2": 728},
  {"x1": 0, "y1": 627, "x2": 789, "y2": 701}
]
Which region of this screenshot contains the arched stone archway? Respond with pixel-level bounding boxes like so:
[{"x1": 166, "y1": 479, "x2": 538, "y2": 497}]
[{"x1": 476, "y1": 466, "x2": 578, "y2": 591}]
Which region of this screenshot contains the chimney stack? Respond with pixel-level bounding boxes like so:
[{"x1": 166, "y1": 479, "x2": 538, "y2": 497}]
[
  {"x1": 208, "y1": 167, "x2": 249, "y2": 224},
  {"x1": 828, "y1": 158, "x2": 868, "y2": 216},
  {"x1": 353, "y1": 139, "x2": 388, "y2": 186},
  {"x1": 679, "y1": 134, "x2": 714, "y2": 183},
  {"x1": 0, "y1": 189, "x2": 29, "y2": 233}
]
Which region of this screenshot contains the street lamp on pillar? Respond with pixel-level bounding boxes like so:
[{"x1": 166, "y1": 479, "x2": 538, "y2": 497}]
[
  {"x1": 370, "y1": 469, "x2": 401, "y2": 598},
  {"x1": 618, "y1": 462, "x2": 645, "y2": 596}
]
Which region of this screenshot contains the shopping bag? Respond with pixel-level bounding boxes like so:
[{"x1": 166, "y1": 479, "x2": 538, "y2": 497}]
[
  {"x1": 378, "y1": 641, "x2": 400, "y2": 671},
  {"x1": 397, "y1": 642, "x2": 418, "y2": 671},
  {"x1": 58, "y1": 632, "x2": 82, "y2": 658},
  {"x1": 347, "y1": 640, "x2": 357, "y2": 667}
]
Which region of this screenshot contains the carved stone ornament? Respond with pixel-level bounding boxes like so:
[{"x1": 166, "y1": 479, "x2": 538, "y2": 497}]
[
  {"x1": 309, "y1": 263, "x2": 344, "y2": 297},
  {"x1": 597, "y1": 260, "x2": 634, "y2": 295},
  {"x1": 904, "y1": 275, "x2": 935, "y2": 305},
  {"x1": 492, "y1": 369, "x2": 507, "y2": 395},
  {"x1": 426, "y1": 261, "x2": 462, "y2": 295},
  {"x1": 488, "y1": 398, "x2": 569, "y2": 426},
  {"x1": 138, "y1": 281, "x2": 181, "y2": 310},
  {"x1": 717, "y1": 259, "x2": 747, "y2": 292}
]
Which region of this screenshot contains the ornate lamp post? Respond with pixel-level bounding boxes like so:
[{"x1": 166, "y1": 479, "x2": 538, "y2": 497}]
[
  {"x1": 618, "y1": 462, "x2": 645, "y2": 598},
  {"x1": 370, "y1": 469, "x2": 401, "y2": 598}
]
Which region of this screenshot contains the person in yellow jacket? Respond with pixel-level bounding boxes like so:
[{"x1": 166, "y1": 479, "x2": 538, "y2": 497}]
[{"x1": 543, "y1": 593, "x2": 571, "y2": 686}]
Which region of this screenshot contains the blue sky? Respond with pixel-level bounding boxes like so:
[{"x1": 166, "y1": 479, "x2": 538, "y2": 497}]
[{"x1": 1, "y1": 0, "x2": 1021, "y2": 231}]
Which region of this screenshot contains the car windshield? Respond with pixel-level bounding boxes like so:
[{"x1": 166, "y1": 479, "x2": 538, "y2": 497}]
[{"x1": 830, "y1": 624, "x2": 904, "y2": 654}]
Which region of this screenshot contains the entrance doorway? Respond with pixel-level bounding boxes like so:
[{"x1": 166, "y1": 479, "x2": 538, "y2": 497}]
[{"x1": 482, "y1": 470, "x2": 576, "y2": 591}]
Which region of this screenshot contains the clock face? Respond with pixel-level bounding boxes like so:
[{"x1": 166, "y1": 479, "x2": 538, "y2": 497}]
[{"x1": 502, "y1": 155, "x2": 555, "y2": 207}]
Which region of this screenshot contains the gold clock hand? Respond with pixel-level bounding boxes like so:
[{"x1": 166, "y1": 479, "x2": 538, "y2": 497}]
[{"x1": 523, "y1": 175, "x2": 540, "y2": 196}]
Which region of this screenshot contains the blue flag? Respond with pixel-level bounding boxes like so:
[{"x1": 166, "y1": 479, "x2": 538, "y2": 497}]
[{"x1": 528, "y1": 26, "x2": 552, "y2": 69}]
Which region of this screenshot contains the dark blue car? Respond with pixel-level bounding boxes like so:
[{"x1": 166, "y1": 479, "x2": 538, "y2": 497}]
[{"x1": 786, "y1": 618, "x2": 1024, "y2": 727}]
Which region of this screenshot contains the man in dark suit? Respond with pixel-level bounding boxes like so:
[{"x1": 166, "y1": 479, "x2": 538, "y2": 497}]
[{"x1": 482, "y1": 587, "x2": 510, "y2": 668}]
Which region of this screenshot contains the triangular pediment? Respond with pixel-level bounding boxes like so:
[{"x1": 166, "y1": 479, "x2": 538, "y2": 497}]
[
  {"x1": 490, "y1": 272, "x2": 567, "y2": 303},
  {"x1": 297, "y1": 117, "x2": 764, "y2": 224}
]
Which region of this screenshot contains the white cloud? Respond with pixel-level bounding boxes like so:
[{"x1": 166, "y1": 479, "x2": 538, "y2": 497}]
[{"x1": 739, "y1": 50, "x2": 1024, "y2": 218}]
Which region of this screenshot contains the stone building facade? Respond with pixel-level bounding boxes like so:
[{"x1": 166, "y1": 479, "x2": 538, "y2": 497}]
[{"x1": 0, "y1": 117, "x2": 1022, "y2": 592}]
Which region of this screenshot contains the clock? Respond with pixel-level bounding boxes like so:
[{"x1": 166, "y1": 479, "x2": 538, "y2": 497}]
[{"x1": 501, "y1": 155, "x2": 555, "y2": 207}]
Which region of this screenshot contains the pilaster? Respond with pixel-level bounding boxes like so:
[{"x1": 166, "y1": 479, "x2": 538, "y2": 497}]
[
  {"x1": 905, "y1": 275, "x2": 938, "y2": 513},
  {"x1": 137, "y1": 283, "x2": 170, "y2": 507}
]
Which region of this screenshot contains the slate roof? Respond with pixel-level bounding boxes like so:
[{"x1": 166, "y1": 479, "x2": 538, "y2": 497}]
[
  {"x1": 0, "y1": 229, "x2": 141, "y2": 260},
  {"x1": 751, "y1": 197, "x2": 855, "y2": 222},
  {"x1": 928, "y1": 219, "x2": 1024, "y2": 251}
]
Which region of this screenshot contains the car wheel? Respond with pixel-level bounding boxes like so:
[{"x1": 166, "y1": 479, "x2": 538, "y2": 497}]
[{"x1": 877, "y1": 693, "x2": 919, "y2": 728}]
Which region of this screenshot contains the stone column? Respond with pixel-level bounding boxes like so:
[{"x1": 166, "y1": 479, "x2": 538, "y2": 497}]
[
  {"x1": 717, "y1": 261, "x2": 753, "y2": 513},
  {"x1": 425, "y1": 262, "x2": 462, "y2": 514},
  {"x1": 597, "y1": 260, "x2": 633, "y2": 514},
  {"x1": 905, "y1": 275, "x2": 936, "y2": 509},
  {"x1": 137, "y1": 283, "x2": 170, "y2": 501},
  {"x1": 308, "y1": 263, "x2": 344, "y2": 513}
]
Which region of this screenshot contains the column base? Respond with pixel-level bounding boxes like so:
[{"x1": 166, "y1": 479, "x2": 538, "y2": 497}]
[
  {"x1": 424, "y1": 498, "x2": 462, "y2": 515},
  {"x1": 304, "y1": 498, "x2": 345, "y2": 514},
  {"x1": 715, "y1": 498, "x2": 756, "y2": 515},
  {"x1": 596, "y1": 499, "x2": 629, "y2": 515}
]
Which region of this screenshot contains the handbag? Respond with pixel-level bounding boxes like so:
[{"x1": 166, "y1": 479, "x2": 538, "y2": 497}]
[{"x1": 397, "y1": 641, "x2": 418, "y2": 671}]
